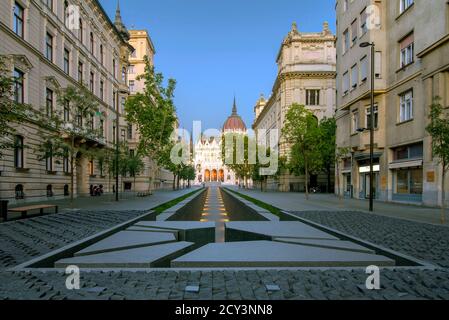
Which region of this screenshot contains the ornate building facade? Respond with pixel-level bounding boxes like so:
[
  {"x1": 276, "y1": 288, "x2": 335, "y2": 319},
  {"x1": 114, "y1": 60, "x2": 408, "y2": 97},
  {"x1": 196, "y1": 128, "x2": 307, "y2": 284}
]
[
  {"x1": 193, "y1": 99, "x2": 246, "y2": 185},
  {"x1": 127, "y1": 29, "x2": 175, "y2": 191},
  {"x1": 0, "y1": 0, "x2": 142, "y2": 204},
  {"x1": 335, "y1": 0, "x2": 449, "y2": 207},
  {"x1": 252, "y1": 22, "x2": 337, "y2": 192}
]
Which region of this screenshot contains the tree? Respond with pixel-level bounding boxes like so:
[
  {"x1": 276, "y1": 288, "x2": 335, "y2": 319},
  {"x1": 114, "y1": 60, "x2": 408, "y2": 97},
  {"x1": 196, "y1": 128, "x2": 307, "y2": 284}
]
[
  {"x1": 0, "y1": 57, "x2": 39, "y2": 158},
  {"x1": 125, "y1": 56, "x2": 177, "y2": 191},
  {"x1": 319, "y1": 117, "x2": 337, "y2": 193},
  {"x1": 222, "y1": 133, "x2": 255, "y2": 188},
  {"x1": 125, "y1": 151, "x2": 145, "y2": 192},
  {"x1": 36, "y1": 85, "x2": 101, "y2": 206},
  {"x1": 282, "y1": 103, "x2": 322, "y2": 199},
  {"x1": 251, "y1": 146, "x2": 280, "y2": 192},
  {"x1": 426, "y1": 97, "x2": 449, "y2": 224}
]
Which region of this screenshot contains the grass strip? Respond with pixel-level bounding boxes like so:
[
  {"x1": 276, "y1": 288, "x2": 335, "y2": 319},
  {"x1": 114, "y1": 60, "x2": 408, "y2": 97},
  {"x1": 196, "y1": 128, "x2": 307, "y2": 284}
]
[
  {"x1": 225, "y1": 188, "x2": 282, "y2": 217},
  {"x1": 152, "y1": 188, "x2": 203, "y2": 215}
]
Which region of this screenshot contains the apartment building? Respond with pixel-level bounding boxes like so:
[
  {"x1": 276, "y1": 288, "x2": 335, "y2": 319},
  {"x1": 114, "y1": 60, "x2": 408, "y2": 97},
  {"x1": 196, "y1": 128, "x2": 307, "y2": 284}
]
[
  {"x1": 127, "y1": 29, "x2": 175, "y2": 191},
  {"x1": 0, "y1": 0, "x2": 134, "y2": 204},
  {"x1": 252, "y1": 22, "x2": 336, "y2": 192},
  {"x1": 335, "y1": 0, "x2": 449, "y2": 207}
]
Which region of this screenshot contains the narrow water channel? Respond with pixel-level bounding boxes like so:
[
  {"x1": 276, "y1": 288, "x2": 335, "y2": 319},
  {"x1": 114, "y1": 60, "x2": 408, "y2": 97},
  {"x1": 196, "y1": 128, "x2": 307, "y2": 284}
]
[{"x1": 200, "y1": 186, "x2": 228, "y2": 242}]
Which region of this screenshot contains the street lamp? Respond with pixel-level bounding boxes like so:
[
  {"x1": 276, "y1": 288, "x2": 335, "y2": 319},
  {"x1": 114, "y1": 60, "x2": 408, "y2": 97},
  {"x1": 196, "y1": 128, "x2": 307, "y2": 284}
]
[{"x1": 360, "y1": 41, "x2": 375, "y2": 212}]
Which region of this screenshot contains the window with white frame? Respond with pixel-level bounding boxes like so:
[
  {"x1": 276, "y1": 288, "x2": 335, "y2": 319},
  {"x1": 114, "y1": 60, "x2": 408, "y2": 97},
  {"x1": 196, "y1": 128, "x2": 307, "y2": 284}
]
[
  {"x1": 400, "y1": 0, "x2": 414, "y2": 13},
  {"x1": 13, "y1": 2, "x2": 24, "y2": 38},
  {"x1": 399, "y1": 90, "x2": 413, "y2": 122},
  {"x1": 360, "y1": 7, "x2": 368, "y2": 35},
  {"x1": 400, "y1": 33, "x2": 414, "y2": 67},
  {"x1": 360, "y1": 56, "x2": 368, "y2": 82},
  {"x1": 351, "y1": 19, "x2": 358, "y2": 45},
  {"x1": 352, "y1": 110, "x2": 359, "y2": 133},
  {"x1": 351, "y1": 64, "x2": 358, "y2": 89},
  {"x1": 45, "y1": 32, "x2": 53, "y2": 62},
  {"x1": 343, "y1": 72, "x2": 349, "y2": 95},
  {"x1": 129, "y1": 80, "x2": 135, "y2": 93}
]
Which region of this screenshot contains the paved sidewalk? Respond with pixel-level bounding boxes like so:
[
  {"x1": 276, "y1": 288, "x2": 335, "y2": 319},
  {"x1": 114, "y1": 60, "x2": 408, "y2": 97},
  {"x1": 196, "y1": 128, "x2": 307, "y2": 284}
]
[
  {"x1": 3, "y1": 187, "x2": 200, "y2": 221},
  {"x1": 227, "y1": 187, "x2": 449, "y2": 226}
]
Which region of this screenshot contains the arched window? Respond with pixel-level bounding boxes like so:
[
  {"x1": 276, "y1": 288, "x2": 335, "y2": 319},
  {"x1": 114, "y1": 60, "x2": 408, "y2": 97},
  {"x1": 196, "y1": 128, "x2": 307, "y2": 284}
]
[
  {"x1": 46, "y1": 184, "x2": 53, "y2": 197},
  {"x1": 15, "y1": 184, "x2": 24, "y2": 200}
]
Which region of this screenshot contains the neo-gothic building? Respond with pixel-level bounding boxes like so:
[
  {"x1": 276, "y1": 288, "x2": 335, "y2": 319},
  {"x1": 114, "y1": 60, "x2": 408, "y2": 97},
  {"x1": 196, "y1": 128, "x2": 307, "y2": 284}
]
[{"x1": 193, "y1": 99, "x2": 246, "y2": 185}]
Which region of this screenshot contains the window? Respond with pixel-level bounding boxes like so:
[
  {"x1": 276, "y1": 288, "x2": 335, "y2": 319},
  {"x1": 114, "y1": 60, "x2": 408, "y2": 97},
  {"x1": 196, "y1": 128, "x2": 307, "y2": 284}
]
[
  {"x1": 13, "y1": 2, "x2": 24, "y2": 38},
  {"x1": 122, "y1": 67, "x2": 127, "y2": 82},
  {"x1": 13, "y1": 68, "x2": 24, "y2": 104},
  {"x1": 78, "y1": 61, "x2": 83, "y2": 83},
  {"x1": 113, "y1": 59, "x2": 116, "y2": 78},
  {"x1": 89, "y1": 113, "x2": 94, "y2": 130},
  {"x1": 131, "y1": 50, "x2": 137, "y2": 58},
  {"x1": 79, "y1": 18, "x2": 83, "y2": 43},
  {"x1": 63, "y1": 100, "x2": 70, "y2": 121},
  {"x1": 366, "y1": 105, "x2": 379, "y2": 129},
  {"x1": 395, "y1": 168, "x2": 422, "y2": 195},
  {"x1": 394, "y1": 143, "x2": 423, "y2": 161},
  {"x1": 400, "y1": 33, "x2": 414, "y2": 67},
  {"x1": 89, "y1": 71, "x2": 94, "y2": 92},
  {"x1": 306, "y1": 89, "x2": 320, "y2": 106},
  {"x1": 46, "y1": 143, "x2": 53, "y2": 172},
  {"x1": 45, "y1": 0, "x2": 53, "y2": 10},
  {"x1": 90, "y1": 32, "x2": 94, "y2": 54},
  {"x1": 63, "y1": 48, "x2": 70, "y2": 74},
  {"x1": 121, "y1": 129, "x2": 126, "y2": 141},
  {"x1": 129, "y1": 80, "x2": 135, "y2": 93},
  {"x1": 64, "y1": 1, "x2": 69, "y2": 26},
  {"x1": 14, "y1": 135, "x2": 24, "y2": 168},
  {"x1": 343, "y1": 0, "x2": 349, "y2": 12},
  {"x1": 99, "y1": 119, "x2": 104, "y2": 138},
  {"x1": 343, "y1": 29, "x2": 350, "y2": 53},
  {"x1": 128, "y1": 65, "x2": 135, "y2": 74},
  {"x1": 100, "y1": 80, "x2": 104, "y2": 100},
  {"x1": 400, "y1": 0, "x2": 414, "y2": 13},
  {"x1": 342, "y1": 72, "x2": 349, "y2": 95},
  {"x1": 45, "y1": 32, "x2": 53, "y2": 61},
  {"x1": 121, "y1": 97, "x2": 126, "y2": 114},
  {"x1": 360, "y1": 8, "x2": 368, "y2": 35},
  {"x1": 47, "y1": 184, "x2": 53, "y2": 197},
  {"x1": 360, "y1": 56, "x2": 368, "y2": 82},
  {"x1": 63, "y1": 148, "x2": 69, "y2": 173},
  {"x1": 46, "y1": 88, "x2": 53, "y2": 117},
  {"x1": 351, "y1": 64, "x2": 358, "y2": 88},
  {"x1": 399, "y1": 90, "x2": 413, "y2": 122},
  {"x1": 100, "y1": 44, "x2": 104, "y2": 65},
  {"x1": 15, "y1": 184, "x2": 24, "y2": 200},
  {"x1": 351, "y1": 20, "x2": 358, "y2": 45},
  {"x1": 352, "y1": 110, "x2": 359, "y2": 133},
  {"x1": 76, "y1": 108, "x2": 82, "y2": 127},
  {"x1": 127, "y1": 123, "x2": 133, "y2": 139}
]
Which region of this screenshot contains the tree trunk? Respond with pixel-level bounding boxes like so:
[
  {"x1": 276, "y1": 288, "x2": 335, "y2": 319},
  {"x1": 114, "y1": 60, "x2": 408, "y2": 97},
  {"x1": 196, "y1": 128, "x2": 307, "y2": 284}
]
[
  {"x1": 172, "y1": 174, "x2": 176, "y2": 190},
  {"x1": 177, "y1": 174, "x2": 180, "y2": 190},
  {"x1": 442, "y1": 165, "x2": 446, "y2": 224},
  {"x1": 305, "y1": 157, "x2": 309, "y2": 200}
]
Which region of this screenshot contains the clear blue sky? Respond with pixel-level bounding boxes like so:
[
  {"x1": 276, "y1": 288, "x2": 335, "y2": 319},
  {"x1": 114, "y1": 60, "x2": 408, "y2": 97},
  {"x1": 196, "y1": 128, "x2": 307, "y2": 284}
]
[{"x1": 100, "y1": 0, "x2": 336, "y2": 132}]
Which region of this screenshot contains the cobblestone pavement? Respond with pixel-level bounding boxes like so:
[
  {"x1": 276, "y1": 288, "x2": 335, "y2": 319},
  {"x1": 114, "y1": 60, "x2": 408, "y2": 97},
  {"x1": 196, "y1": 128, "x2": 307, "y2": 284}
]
[
  {"x1": 291, "y1": 211, "x2": 449, "y2": 268},
  {"x1": 1, "y1": 209, "x2": 449, "y2": 299},
  {"x1": 1, "y1": 268, "x2": 449, "y2": 300},
  {"x1": 0, "y1": 210, "x2": 145, "y2": 269}
]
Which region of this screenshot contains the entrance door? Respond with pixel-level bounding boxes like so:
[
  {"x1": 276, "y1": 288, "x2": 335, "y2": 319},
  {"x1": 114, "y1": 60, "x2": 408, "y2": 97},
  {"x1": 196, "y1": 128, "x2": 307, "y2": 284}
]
[
  {"x1": 205, "y1": 170, "x2": 210, "y2": 182},
  {"x1": 361, "y1": 173, "x2": 378, "y2": 199},
  {"x1": 212, "y1": 169, "x2": 217, "y2": 182}
]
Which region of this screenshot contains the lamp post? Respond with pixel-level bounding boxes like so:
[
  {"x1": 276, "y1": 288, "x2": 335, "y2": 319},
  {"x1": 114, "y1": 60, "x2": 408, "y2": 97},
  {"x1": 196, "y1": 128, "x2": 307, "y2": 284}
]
[{"x1": 360, "y1": 41, "x2": 375, "y2": 212}]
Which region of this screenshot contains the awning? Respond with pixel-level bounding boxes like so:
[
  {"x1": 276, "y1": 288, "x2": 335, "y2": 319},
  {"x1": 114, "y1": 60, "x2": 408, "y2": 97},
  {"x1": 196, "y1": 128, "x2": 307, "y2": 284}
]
[
  {"x1": 359, "y1": 165, "x2": 380, "y2": 173},
  {"x1": 389, "y1": 159, "x2": 423, "y2": 170}
]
